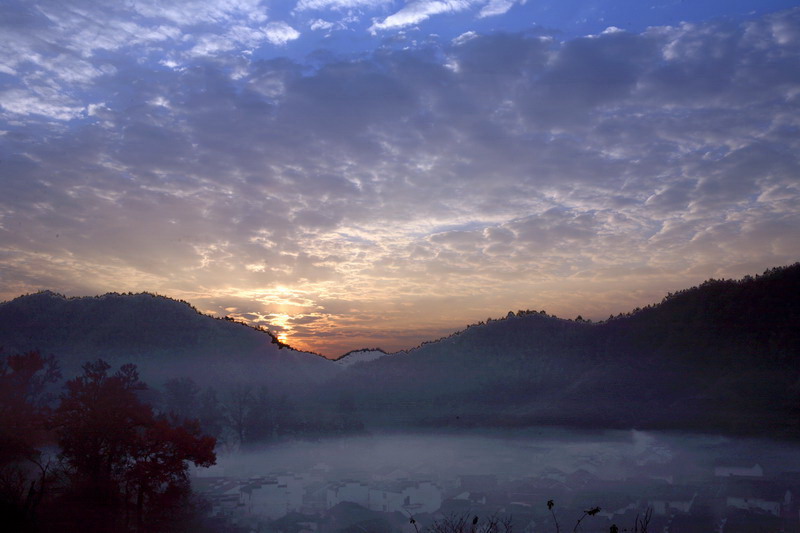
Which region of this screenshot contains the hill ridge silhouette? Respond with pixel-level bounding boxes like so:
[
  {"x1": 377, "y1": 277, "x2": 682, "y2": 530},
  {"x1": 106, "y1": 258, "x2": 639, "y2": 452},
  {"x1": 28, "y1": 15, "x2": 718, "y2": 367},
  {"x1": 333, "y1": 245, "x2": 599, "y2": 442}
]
[{"x1": 1, "y1": 263, "x2": 798, "y2": 436}]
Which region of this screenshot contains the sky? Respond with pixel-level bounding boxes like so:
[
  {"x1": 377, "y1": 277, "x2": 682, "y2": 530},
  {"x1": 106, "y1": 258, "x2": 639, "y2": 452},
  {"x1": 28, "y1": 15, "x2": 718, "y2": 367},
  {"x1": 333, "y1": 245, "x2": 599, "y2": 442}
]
[{"x1": 1, "y1": 0, "x2": 799, "y2": 357}]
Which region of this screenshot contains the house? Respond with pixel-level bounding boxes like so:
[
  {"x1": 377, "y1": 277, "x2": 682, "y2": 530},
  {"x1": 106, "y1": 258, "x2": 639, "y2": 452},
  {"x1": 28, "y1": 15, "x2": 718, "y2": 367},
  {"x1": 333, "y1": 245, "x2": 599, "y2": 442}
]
[
  {"x1": 723, "y1": 508, "x2": 785, "y2": 532},
  {"x1": 645, "y1": 485, "x2": 697, "y2": 516},
  {"x1": 276, "y1": 473, "x2": 306, "y2": 512},
  {"x1": 632, "y1": 461, "x2": 676, "y2": 485},
  {"x1": 537, "y1": 467, "x2": 566, "y2": 483},
  {"x1": 368, "y1": 484, "x2": 405, "y2": 513},
  {"x1": 404, "y1": 481, "x2": 443, "y2": 514},
  {"x1": 439, "y1": 497, "x2": 477, "y2": 516},
  {"x1": 508, "y1": 491, "x2": 550, "y2": 508},
  {"x1": 192, "y1": 462, "x2": 226, "y2": 478},
  {"x1": 595, "y1": 497, "x2": 638, "y2": 522},
  {"x1": 372, "y1": 465, "x2": 411, "y2": 482},
  {"x1": 310, "y1": 462, "x2": 331, "y2": 479},
  {"x1": 302, "y1": 481, "x2": 329, "y2": 514},
  {"x1": 241, "y1": 477, "x2": 293, "y2": 519},
  {"x1": 368, "y1": 480, "x2": 443, "y2": 514},
  {"x1": 566, "y1": 469, "x2": 599, "y2": 490},
  {"x1": 507, "y1": 475, "x2": 568, "y2": 496},
  {"x1": 722, "y1": 479, "x2": 788, "y2": 516},
  {"x1": 192, "y1": 477, "x2": 244, "y2": 518},
  {"x1": 454, "y1": 491, "x2": 487, "y2": 505},
  {"x1": 238, "y1": 473, "x2": 310, "y2": 519},
  {"x1": 269, "y1": 511, "x2": 321, "y2": 533},
  {"x1": 459, "y1": 474, "x2": 498, "y2": 492},
  {"x1": 327, "y1": 480, "x2": 370, "y2": 509},
  {"x1": 714, "y1": 463, "x2": 764, "y2": 478}
]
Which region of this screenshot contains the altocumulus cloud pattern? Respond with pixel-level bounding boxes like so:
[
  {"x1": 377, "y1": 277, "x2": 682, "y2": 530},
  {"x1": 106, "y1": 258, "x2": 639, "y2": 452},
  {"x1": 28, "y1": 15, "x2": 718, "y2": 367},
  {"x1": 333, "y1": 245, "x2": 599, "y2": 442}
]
[{"x1": 1, "y1": 0, "x2": 799, "y2": 355}]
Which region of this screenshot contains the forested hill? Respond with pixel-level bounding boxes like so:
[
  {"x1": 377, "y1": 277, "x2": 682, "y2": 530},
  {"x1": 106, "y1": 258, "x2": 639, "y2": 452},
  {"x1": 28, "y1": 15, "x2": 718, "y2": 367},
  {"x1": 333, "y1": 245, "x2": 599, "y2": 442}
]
[
  {"x1": 1, "y1": 264, "x2": 798, "y2": 437},
  {"x1": 320, "y1": 263, "x2": 800, "y2": 437},
  {"x1": 0, "y1": 291, "x2": 339, "y2": 391}
]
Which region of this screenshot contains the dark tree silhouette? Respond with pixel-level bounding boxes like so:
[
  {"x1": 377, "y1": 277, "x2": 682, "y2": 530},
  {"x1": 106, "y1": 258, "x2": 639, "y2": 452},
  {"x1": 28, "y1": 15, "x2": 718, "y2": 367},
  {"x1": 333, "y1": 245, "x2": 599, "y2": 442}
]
[
  {"x1": 244, "y1": 385, "x2": 274, "y2": 443},
  {"x1": 52, "y1": 360, "x2": 216, "y2": 531},
  {"x1": 163, "y1": 377, "x2": 201, "y2": 422},
  {"x1": 197, "y1": 386, "x2": 225, "y2": 441},
  {"x1": 0, "y1": 350, "x2": 61, "y2": 529},
  {"x1": 426, "y1": 513, "x2": 513, "y2": 532},
  {"x1": 224, "y1": 384, "x2": 253, "y2": 446},
  {"x1": 163, "y1": 380, "x2": 226, "y2": 442}
]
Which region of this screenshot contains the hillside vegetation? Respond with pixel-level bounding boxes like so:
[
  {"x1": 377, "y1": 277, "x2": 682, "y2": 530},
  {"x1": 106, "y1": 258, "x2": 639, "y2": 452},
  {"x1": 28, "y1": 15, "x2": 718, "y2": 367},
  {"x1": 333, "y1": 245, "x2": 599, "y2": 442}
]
[
  {"x1": 0, "y1": 264, "x2": 798, "y2": 438},
  {"x1": 318, "y1": 264, "x2": 800, "y2": 436}
]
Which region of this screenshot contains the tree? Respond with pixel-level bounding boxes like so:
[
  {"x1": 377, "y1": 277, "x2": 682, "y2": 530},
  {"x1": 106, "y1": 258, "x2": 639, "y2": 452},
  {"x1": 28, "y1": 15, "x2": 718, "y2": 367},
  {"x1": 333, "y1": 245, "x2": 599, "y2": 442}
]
[
  {"x1": 244, "y1": 386, "x2": 274, "y2": 444},
  {"x1": 274, "y1": 394, "x2": 299, "y2": 438},
  {"x1": 0, "y1": 351, "x2": 61, "y2": 455},
  {"x1": 163, "y1": 381, "x2": 226, "y2": 445},
  {"x1": 197, "y1": 387, "x2": 225, "y2": 442},
  {"x1": 224, "y1": 384, "x2": 253, "y2": 446},
  {"x1": 0, "y1": 350, "x2": 61, "y2": 529},
  {"x1": 124, "y1": 416, "x2": 216, "y2": 528},
  {"x1": 424, "y1": 514, "x2": 513, "y2": 532},
  {"x1": 337, "y1": 392, "x2": 364, "y2": 433},
  {"x1": 163, "y1": 377, "x2": 201, "y2": 422},
  {"x1": 52, "y1": 360, "x2": 216, "y2": 531}
]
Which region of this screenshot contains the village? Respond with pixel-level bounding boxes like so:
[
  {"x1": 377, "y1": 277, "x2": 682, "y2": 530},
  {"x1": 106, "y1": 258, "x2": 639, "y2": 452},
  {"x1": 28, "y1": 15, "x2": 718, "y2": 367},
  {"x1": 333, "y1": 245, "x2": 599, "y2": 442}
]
[{"x1": 193, "y1": 458, "x2": 800, "y2": 532}]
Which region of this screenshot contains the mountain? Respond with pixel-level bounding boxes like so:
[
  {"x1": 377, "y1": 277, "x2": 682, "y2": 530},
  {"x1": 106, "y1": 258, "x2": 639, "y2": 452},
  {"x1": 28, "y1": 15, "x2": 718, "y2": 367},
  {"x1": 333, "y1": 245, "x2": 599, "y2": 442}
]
[
  {"x1": 321, "y1": 263, "x2": 800, "y2": 437},
  {"x1": 0, "y1": 291, "x2": 339, "y2": 392},
  {"x1": 334, "y1": 349, "x2": 392, "y2": 367},
  {"x1": 1, "y1": 264, "x2": 798, "y2": 437}
]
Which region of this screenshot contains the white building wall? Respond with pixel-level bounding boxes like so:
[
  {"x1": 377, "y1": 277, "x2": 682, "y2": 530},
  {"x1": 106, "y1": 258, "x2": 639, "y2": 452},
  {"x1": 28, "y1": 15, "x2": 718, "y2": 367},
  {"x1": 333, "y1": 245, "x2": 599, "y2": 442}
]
[
  {"x1": 651, "y1": 498, "x2": 693, "y2": 516},
  {"x1": 277, "y1": 474, "x2": 305, "y2": 511},
  {"x1": 246, "y1": 481, "x2": 290, "y2": 519},
  {"x1": 327, "y1": 482, "x2": 370, "y2": 509},
  {"x1": 652, "y1": 501, "x2": 667, "y2": 516},
  {"x1": 404, "y1": 482, "x2": 443, "y2": 514},
  {"x1": 369, "y1": 489, "x2": 405, "y2": 512},
  {"x1": 714, "y1": 464, "x2": 764, "y2": 477},
  {"x1": 726, "y1": 496, "x2": 781, "y2": 516}
]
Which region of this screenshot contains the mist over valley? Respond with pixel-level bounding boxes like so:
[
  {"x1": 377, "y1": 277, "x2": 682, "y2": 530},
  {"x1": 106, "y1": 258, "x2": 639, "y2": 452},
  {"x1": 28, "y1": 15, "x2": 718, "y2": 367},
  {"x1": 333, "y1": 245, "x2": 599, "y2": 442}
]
[{"x1": 3, "y1": 0, "x2": 800, "y2": 528}]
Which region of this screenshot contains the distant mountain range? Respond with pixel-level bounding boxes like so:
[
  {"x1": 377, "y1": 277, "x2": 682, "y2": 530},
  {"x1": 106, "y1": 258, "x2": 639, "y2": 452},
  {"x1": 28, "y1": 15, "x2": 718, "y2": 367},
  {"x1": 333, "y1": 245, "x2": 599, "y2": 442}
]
[
  {"x1": 317, "y1": 263, "x2": 800, "y2": 437},
  {"x1": 0, "y1": 291, "x2": 338, "y2": 393},
  {"x1": 1, "y1": 263, "x2": 798, "y2": 437}
]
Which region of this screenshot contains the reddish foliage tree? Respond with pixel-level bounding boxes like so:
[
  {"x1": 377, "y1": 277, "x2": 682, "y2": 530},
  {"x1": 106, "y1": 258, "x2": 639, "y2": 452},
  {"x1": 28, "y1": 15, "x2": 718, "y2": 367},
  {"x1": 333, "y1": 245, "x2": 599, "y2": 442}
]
[
  {"x1": 52, "y1": 360, "x2": 216, "y2": 531},
  {"x1": 0, "y1": 350, "x2": 60, "y2": 454},
  {"x1": 0, "y1": 350, "x2": 61, "y2": 527},
  {"x1": 54, "y1": 361, "x2": 151, "y2": 489},
  {"x1": 126, "y1": 416, "x2": 216, "y2": 526}
]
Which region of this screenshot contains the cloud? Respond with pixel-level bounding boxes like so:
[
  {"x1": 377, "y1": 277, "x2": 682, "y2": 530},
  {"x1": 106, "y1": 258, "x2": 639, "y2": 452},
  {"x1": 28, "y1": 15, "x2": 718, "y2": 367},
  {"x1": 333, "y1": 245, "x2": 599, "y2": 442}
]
[
  {"x1": 131, "y1": 0, "x2": 269, "y2": 26},
  {"x1": 0, "y1": 0, "x2": 295, "y2": 119},
  {"x1": 369, "y1": 0, "x2": 477, "y2": 33},
  {"x1": 186, "y1": 22, "x2": 301, "y2": 56},
  {"x1": 0, "y1": 89, "x2": 84, "y2": 120},
  {"x1": 263, "y1": 22, "x2": 302, "y2": 45},
  {"x1": 310, "y1": 19, "x2": 335, "y2": 31},
  {"x1": 296, "y1": 0, "x2": 392, "y2": 11},
  {"x1": 452, "y1": 30, "x2": 479, "y2": 45},
  {"x1": 477, "y1": 0, "x2": 518, "y2": 19},
  {"x1": 367, "y1": 0, "x2": 524, "y2": 32},
  {"x1": 1, "y1": 6, "x2": 799, "y2": 354}
]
